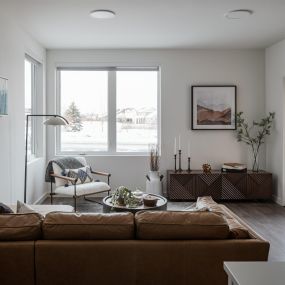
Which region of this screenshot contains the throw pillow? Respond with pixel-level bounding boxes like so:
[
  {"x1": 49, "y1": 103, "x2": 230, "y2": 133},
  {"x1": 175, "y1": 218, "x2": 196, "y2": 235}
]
[
  {"x1": 52, "y1": 162, "x2": 68, "y2": 187},
  {"x1": 65, "y1": 166, "x2": 93, "y2": 186},
  {"x1": 17, "y1": 200, "x2": 37, "y2": 214},
  {"x1": 184, "y1": 203, "x2": 209, "y2": 212},
  {"x1": 0, "y1": 202, "x2": 14, "y2": 214}
]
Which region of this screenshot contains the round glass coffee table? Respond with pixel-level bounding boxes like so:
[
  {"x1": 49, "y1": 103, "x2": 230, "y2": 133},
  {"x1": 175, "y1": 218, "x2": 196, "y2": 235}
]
[{"x1": 103, "y1": 194, "x2": 167, "y2": 214}]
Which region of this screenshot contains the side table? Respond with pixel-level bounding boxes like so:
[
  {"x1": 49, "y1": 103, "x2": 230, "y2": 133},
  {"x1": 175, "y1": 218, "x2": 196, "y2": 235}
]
[{"x1": 224, "y1": 262, "x2": 285, "y2": 285}]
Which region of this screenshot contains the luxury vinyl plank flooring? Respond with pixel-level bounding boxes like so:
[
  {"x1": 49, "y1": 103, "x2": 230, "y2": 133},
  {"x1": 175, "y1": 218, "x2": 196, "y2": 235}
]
[
  {"x1": 223, "y1": 202, "x2": 285, "y2": 261},
  {"x1": 41, "y1": 197, "x2": 285, "y2": 261}
]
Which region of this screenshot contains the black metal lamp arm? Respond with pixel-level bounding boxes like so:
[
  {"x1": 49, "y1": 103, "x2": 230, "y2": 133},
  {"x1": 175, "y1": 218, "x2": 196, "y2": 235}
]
[{"x1": 24, "y1": 114, "x2": 68, "y2": 203}]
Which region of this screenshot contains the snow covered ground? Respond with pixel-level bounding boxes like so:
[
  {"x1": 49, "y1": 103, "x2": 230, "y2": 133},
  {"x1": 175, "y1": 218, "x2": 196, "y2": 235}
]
[{"x1": 61, "y1": 121, "x2": 157, "y2": 152}]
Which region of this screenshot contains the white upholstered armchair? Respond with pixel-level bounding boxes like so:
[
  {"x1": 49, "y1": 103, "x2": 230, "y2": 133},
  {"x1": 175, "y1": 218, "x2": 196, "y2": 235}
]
[{"x1": 46, "y1": 157, "x2": 111, "y2": 211}]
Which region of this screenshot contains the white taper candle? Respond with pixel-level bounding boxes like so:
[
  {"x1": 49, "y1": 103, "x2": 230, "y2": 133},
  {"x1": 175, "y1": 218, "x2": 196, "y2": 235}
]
[{"x1": 188, "y1": 141, "x2": 190, "y2": 157}]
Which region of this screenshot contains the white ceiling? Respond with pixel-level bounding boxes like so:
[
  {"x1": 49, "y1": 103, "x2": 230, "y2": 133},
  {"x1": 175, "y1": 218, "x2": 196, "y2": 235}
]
[{"x1": 1, "y1": 0, "x2": 285, "y2": 49}]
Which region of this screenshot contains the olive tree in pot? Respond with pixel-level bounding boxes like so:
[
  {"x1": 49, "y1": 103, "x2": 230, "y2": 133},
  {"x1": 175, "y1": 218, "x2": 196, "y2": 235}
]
[{"x1": 236, "y1": 111, "x2": 275, "y2": 172}]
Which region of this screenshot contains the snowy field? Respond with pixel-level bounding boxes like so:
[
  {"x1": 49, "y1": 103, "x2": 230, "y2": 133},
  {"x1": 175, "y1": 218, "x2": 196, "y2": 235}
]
[{"x1": 61, "y1": 121, "x2": 157, "y2": 152}]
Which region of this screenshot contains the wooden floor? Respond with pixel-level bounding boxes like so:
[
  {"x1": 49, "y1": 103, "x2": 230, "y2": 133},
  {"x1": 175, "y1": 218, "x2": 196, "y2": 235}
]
[
  {"x1": 223, "y1": 201, "x2": 285, "y2": 262},
  {"x1": 42, "y1": 197, "x2": 285, "y2": 261}
]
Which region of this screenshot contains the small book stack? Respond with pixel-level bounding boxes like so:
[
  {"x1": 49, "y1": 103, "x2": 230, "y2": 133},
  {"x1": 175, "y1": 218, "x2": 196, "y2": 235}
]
[{"x1": 221, "y1": 163, "x2": 247, "y2": 173}]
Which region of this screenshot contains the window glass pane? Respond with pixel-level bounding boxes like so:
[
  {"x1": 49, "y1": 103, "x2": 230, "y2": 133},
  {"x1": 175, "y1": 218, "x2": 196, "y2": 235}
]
[
  {"x1": 25, "y1": 60, "x2": 32, "y2": 115},
  {"x1": 60, "y1": 70, "x2": 108, "y2": 152},
  {"x1": 116, "y1": 71, "x2": 158, "y2": 152},
  {"x1": 25, "y1": 59, "x2": 33, "y2": 158}
]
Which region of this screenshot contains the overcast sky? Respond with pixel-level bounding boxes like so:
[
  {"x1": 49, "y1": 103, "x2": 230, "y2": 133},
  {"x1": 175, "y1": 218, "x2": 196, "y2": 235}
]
[{"x1": 60, "y1": 70, "x2": 158, "y2": 115}]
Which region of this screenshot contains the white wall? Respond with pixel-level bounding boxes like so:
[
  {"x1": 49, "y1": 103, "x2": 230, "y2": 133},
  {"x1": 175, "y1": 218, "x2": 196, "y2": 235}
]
[
  {"x1": 46, "y1": 49, "x2": 265, "y2": 194},
  {"x1": 265, "y1": 40, "x2": 285, "y2": 206},
  {"x1": 0, "y1": 11, "x2": 46, "y2": 204}
]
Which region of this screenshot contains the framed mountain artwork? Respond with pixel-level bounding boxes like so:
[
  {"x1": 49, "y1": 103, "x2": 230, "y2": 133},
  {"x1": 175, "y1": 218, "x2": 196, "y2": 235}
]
[
  {"x1": 191, "y1": 85, "x2": 236, "y2": 130},
  {"x1": 0, "y1": 77, "x2": 8, "y2": 116}
]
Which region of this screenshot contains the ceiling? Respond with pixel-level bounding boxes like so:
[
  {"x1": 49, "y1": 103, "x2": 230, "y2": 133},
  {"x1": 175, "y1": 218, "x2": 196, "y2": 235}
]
[{"x1": 1, "y1": 0, "x2": 285, "y2": 49}]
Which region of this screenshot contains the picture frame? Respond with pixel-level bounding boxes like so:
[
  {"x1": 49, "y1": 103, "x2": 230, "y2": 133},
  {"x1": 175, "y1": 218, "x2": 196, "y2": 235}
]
[
  {"x1": 191, "y1": 85, "x2": 237, "y2": 130},
  {"x1": 0, "y1": 76, "x2": 8, "y2": 116}
]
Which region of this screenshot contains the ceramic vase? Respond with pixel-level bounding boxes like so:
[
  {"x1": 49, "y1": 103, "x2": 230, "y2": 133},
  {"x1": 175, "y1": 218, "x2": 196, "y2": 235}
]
[
  {"x1": 146, "y1": 171, "x2": 162, "y2": 195},
  {"x1": 252, "y1": 150, "x2": 259, "y2": 172}
]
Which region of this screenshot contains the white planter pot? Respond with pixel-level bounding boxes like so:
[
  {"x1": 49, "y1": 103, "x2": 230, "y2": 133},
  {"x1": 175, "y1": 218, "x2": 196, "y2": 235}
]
[{"x1": 146, "y1": 171, "x2": 163, "y2": 195}]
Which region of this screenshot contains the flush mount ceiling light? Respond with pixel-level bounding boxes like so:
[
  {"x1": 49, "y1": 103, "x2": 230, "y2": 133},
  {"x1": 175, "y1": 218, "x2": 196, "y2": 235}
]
[
  {"x1": 225, "y1": 9, "x2": 253, "y2": 20},
  {"x1": 90, "y1": 9, "x2": 116, "y2": 19}
]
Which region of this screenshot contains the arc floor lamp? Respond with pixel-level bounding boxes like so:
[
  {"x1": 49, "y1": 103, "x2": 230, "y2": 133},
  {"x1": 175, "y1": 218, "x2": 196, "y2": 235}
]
[{"x1": 24, "y1": 114, "x2": 68, "y2": 203}]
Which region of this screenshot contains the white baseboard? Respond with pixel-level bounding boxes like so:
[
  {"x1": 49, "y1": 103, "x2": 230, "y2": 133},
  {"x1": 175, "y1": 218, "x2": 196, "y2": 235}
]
[
  {"x1": 272, "y1": 194, "x2": 284, "y2": 206},
  {"x1": 33, "y1": 190, "x2": 108, "y2": 204},
  {"x1": 33, "y1": 192, "x2": 49, "y2": 205}
]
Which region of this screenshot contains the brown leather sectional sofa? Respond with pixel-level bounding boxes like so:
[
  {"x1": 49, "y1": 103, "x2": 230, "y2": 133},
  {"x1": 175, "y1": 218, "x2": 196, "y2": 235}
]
[{"x1": 0, "y1": 200, "x2": 269, "y2": 285}]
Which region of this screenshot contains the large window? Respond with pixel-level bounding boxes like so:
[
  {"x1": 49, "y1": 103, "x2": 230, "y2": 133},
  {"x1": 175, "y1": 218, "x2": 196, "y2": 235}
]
[
  {"x1": 57, "y1": 67, "x2": 159, "y2": 154},
  {"x1": 25, "y1": 56, "x2": 38, "y2": 160}
]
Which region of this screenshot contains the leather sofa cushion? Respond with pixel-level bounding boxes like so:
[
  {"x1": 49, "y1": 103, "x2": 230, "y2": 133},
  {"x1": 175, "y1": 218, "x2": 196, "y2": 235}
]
[
  {"x1": 196, "y1": 196, "x2": 250, "y2": 239},
  {"x1": 43, "y1": 212, "x2": 134, "y2": 240},
  {"x1": 0, "y1": 213, "x2": 42, "y2": 241},
  {"x1": 135, "y1": 211, "x2": 230, "y2": 240}
]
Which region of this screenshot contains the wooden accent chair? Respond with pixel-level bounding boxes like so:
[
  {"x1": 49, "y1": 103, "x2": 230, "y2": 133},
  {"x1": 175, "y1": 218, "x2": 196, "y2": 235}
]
[{"x1": 47, "y1": 157, "x2": 111, "y2": 211}]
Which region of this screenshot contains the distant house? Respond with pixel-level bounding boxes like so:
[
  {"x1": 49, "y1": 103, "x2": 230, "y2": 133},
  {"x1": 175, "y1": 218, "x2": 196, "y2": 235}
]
[
  {"x1": 136, "y1": 108, "x2": 157, "y2": 124},
  {"x1": 117, "y1": 107, "x2": 157, "y2": 125},
  {"x1": 117, "y1": 108, "x2": 137, "y2": 123}
]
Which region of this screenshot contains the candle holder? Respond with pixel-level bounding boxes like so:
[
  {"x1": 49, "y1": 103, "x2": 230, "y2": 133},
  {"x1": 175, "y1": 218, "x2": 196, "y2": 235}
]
[
  {"x1": 178, "y1": 150, "x2": 182, "y2": 172},
  {"x1": 187, "y1": 157, "x2": 191, "y2": 172},
  {"x1": 174, "y1": 154, "x2": 177, "y2": 172}
]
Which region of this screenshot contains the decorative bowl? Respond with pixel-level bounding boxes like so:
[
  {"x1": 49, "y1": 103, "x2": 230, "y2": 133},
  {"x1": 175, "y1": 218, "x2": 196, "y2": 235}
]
[{"x1": 143, "y1": 195, "x2": 159, "y2": 207}]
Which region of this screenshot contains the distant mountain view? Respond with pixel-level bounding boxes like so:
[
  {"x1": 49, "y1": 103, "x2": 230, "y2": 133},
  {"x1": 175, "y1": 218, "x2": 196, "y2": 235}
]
[{"x1": 197, "y1": 104, "x2": 231, "y2": 125}]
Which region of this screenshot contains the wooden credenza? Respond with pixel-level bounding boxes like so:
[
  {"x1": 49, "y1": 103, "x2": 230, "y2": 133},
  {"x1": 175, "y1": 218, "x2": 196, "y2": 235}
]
[{"x1": 167, "y1": 170, "x2": 272, "y2": 200}]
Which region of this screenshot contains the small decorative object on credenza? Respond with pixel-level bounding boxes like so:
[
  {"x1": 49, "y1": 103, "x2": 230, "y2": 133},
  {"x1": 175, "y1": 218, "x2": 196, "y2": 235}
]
[
  {"x1": 174, "y1": 135, "x2": 191, "y2": 172},
  {"x1": 187, "y1": 141, "x2": 191, "y2": 172},
  {"x1": 174, "y1": 137, "x2": 177, "y2": 171},
  {"x1": 187, "y1": 157, "x2": 191, "y2": 172},
  {"x1": 178, "y1": 149, "x2": 182, "y2": 172},
  {"x1": 202, "y1": 163, "x2": 212, "y2": 173},
  {"x1": 178, "y1": 135, "x2": 182, "y2": 171},
  {"x1": 221, "y1": 162, "x2": 247, "y2": 173},
  {"x1": 236, "y1": 111, "x2": 275, "y2": 172},
  {"x1": 146, "y1": 144, "x2": 163, "y2": 195}
]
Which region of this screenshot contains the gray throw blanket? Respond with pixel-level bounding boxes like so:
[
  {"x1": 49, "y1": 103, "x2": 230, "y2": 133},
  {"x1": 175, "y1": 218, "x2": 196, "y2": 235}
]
[{"x1": 45, "y1": 157, "x2": 85, "y2": 183}]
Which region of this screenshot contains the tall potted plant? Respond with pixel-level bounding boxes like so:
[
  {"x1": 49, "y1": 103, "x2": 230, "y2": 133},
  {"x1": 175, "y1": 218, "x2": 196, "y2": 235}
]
[{"x1": 236, "y1": 112, "x2": 275, "y2": 172}]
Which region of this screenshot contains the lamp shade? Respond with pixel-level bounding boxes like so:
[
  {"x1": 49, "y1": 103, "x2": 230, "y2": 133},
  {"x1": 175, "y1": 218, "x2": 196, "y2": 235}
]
[{"x1": 44, "y1": 116, "x2": 68, "y2": 126}]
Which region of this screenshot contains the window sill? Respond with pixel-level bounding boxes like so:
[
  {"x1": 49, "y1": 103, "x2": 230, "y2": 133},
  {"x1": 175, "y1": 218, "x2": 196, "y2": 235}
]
[
  {"x1": 55, "y1": 153, "x2": 150, "y2": 158},
  {"x1": 27, "y1": 157, "x2": 44, "y2": 165}
]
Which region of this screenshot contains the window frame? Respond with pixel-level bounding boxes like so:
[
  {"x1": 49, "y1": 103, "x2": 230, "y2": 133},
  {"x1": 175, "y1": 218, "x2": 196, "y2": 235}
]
[
  {"x1": 25, "y1": 55, "x2": 39, "y2": 160},
  {"x1": 55, "y1": 66, "x2": 161, "y2": 156}
]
